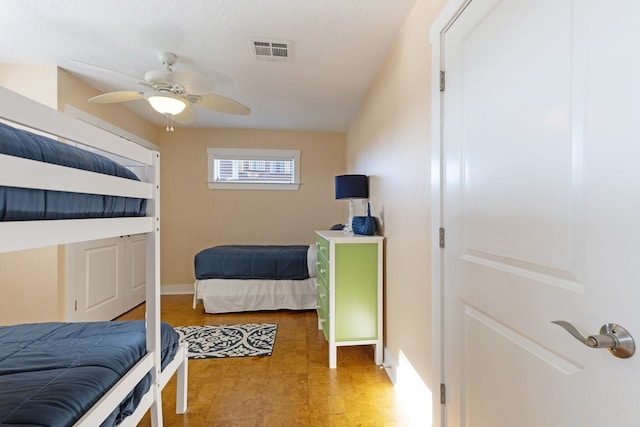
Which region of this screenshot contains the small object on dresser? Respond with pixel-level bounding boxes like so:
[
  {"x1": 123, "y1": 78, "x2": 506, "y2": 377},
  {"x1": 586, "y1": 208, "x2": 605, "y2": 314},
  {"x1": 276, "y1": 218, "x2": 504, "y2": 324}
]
[{"x1": 352, "y1": 202, "x2": 377, "y2": 235}]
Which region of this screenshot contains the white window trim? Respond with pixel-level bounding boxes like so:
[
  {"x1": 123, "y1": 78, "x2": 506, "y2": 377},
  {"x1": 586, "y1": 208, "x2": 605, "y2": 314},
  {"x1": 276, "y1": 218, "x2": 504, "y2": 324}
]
[{"x1": 207, "y1": 147, "x2": 301, "y2": 190}]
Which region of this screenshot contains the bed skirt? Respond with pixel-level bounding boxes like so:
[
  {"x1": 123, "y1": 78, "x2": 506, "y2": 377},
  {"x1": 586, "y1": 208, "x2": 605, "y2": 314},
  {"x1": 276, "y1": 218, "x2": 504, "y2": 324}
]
[{"x1": 193, "y1": 278, "x2": 317, "y2": 314}]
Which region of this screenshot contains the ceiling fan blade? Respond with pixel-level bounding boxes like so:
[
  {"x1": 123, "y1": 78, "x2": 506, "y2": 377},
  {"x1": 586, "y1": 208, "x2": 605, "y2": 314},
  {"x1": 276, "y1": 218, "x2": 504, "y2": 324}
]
[
  {"x1": 144, "y1": 69, "x2": 171, "y2": 85},
  {"x1": 166, "y1": 70, "x2": 215, "y2": 95},
  {"x1": 88, "y1": 91, "x2": 145, "y2": 104},
  {"x1": 172, "y1": 104, "x2": 197, "y2": 124},
  {"x1": 195, "y1": 93, "x2": 251, "y2": 115},
  {"x1": 70, "y1": 60, "x2": 149, "y2": 87}
]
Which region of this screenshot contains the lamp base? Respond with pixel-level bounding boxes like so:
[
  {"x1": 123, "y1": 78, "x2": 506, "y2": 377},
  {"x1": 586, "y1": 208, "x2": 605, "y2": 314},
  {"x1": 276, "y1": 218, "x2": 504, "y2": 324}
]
[{"x1": 343, "y1": 199, "x2": 354, "y2": 232}]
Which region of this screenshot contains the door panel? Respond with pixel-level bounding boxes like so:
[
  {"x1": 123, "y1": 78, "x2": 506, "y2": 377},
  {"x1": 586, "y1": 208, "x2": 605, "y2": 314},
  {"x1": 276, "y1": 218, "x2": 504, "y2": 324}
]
[
  {"x1": 440, "y1": 0, "x2": 640, "y2": 425},
  {"x1": 85, "y1": 245, "x2": 118, "y2": 309},
  {"x1": 75, "y1": 237, "x2": 124, "y2": 322},
  {"x1": 124, "y1": 234, "x2": 146, "y2": 311},
  {"x1": 70, "y1": 235, "x2": 147, "y2": 321},
  {"x1": 465, "y1": 308, "x2": 578, "y2": 427}
]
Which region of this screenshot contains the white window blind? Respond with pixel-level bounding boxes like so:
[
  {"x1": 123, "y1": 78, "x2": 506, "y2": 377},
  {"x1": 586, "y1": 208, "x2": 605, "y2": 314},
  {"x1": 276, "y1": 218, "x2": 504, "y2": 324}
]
[{"x1": 207, "y1": 148, "x2": 301, "y2": 190}]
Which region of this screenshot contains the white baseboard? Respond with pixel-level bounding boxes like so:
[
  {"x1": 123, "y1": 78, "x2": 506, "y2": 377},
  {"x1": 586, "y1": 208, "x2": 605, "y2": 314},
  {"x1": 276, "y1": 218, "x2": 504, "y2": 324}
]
[
  {"x1": 383, "y1": 348, "x2": 433, "y2": 426},
  {"x1": 161, "y1": 283, "x2": 194, "y2": 295},
  {"x1": 383, "y1": 346, "x2": 398, "y2": 384}
]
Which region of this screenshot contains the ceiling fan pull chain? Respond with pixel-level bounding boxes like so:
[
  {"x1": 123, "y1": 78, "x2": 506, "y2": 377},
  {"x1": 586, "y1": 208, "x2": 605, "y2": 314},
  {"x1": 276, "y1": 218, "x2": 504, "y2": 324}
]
[{"x1": 165, "y1": 114, "x2": 175, "y2": 132}]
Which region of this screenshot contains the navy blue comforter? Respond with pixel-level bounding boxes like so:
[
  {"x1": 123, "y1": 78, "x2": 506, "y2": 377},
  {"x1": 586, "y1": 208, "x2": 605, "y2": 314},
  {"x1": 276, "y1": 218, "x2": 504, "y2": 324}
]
[
  {"x1": 195, "y1": 245, "x2": 310, "y2": 280},
  {"x1": 0, "y1": 121, "x2": 146, "y2": 221},
  {"x1": 0, "y1": 321, "x2": 179, "y2": 427}
]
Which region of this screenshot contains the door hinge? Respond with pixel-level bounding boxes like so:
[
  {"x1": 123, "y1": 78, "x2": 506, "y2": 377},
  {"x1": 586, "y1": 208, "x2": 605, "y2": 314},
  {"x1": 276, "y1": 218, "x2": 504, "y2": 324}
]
[
  {"x1": 440, "y1": 383, "x2": 446, "y2": 405},
  {"x1": 439, "y1": 227, "x2": 445, "y2": 248},
  {"x1": 74, "y1": 300, "x2": 78, "y2": 311},
  {"x1": 440, "y1": 70, "x2": 446, "y2": 91}
]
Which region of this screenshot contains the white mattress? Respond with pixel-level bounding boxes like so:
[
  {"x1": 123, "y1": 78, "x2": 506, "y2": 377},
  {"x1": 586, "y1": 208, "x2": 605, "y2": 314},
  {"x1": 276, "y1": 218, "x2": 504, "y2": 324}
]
[{"x1": 193, "y1": 277, "x2": 317, "y2": 314}]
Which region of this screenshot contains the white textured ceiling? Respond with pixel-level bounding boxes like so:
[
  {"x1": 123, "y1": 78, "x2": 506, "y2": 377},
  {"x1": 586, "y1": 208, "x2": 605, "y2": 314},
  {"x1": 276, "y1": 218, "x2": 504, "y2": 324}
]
[{"x1": 0, "y1": 0, "x2": 417, "y2": 132}]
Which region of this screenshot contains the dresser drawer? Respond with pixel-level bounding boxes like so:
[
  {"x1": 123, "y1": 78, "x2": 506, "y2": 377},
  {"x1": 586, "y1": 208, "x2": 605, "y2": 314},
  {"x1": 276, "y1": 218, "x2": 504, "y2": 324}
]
[
  {"x1": 316, "y1": 280, "x2": 329, "y2": 314},
  {"x1": 316, "y1": 236, "x2": 330, "y2": 261},
  {"x1": 317, "y1": 305, "x2": 330, "y2": 342},
  {"x1": 316, "y1": 256, "x2": 329, "y2": 288}
]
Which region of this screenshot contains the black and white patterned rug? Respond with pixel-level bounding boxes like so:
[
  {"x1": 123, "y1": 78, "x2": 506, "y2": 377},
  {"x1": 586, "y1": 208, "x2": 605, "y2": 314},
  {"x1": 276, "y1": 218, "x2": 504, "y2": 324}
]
[{"x1": 174, "y1": 323, "x2": 277, "y2": 359}]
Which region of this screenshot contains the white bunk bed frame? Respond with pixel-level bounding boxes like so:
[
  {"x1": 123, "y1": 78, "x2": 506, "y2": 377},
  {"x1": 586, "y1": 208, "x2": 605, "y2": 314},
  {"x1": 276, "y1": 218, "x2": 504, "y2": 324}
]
[{"x1": 0, "y1": 86, "x2": 188, "y2": 427}]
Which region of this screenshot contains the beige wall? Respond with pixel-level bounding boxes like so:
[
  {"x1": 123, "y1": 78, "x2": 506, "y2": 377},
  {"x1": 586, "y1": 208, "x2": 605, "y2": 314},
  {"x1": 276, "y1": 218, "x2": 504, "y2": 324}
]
[
  {"x1": 0, "y1": 248, "x2": 60, "y2": 324},
  {"x1": 159, "y1": 128, "x2": 346, "y2": 284},
  {"x1": 346, "y1": 0, "x2": 446, "y2": 389},
  {"x1": 0, "y1": 63, "x2": 58, "y2": 108}
]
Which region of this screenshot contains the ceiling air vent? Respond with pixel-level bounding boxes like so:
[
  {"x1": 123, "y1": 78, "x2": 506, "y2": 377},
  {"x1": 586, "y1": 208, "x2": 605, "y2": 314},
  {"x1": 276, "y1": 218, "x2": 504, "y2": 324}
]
[{"x1": 251, "y1": 40, "x2": 292, "y2": 62}]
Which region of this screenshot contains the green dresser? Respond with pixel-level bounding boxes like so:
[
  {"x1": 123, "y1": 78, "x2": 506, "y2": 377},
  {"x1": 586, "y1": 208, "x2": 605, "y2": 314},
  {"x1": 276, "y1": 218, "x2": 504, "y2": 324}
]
[{"x1": 315, "y1": 230, "x2": 384, "y2": 368}]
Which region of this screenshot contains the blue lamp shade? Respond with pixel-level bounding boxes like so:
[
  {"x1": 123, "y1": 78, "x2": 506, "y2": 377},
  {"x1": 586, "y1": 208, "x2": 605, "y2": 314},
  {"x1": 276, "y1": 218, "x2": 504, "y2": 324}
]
[{"x1": 335, "y1": 174, "x2": 369, "y2": 199}]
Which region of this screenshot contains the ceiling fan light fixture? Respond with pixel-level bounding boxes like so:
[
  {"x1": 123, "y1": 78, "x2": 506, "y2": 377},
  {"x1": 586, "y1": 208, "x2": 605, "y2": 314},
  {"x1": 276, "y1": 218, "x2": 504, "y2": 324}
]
[{"x1": 146, "y1": 91, "x2": 187, "y2": 115}]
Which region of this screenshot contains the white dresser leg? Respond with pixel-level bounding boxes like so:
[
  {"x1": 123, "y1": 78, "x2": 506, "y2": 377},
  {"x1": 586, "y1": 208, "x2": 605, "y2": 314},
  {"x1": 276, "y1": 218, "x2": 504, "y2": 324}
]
[
  {"x1": 374, "y1": 341, "x2": 383, "y2": 365},
  {"x1": 329, "y1": 343, "x2": 337, "y2": 369}
]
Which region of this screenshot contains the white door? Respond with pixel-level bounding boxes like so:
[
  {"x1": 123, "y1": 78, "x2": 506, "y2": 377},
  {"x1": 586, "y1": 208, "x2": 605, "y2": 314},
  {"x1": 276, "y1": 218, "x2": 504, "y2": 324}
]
[
  {"x1": 437, "y1": 0, "x2": 640, "y2": 425},
  {"x1": 72, "y1": 237, "x2": 125, "y2": 322}
]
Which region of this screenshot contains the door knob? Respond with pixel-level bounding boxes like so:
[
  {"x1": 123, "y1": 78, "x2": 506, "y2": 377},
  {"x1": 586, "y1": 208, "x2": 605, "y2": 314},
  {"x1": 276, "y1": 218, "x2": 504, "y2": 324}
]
[{"x1": 551, "y1": 320, "x2": 635, "y2": 359}]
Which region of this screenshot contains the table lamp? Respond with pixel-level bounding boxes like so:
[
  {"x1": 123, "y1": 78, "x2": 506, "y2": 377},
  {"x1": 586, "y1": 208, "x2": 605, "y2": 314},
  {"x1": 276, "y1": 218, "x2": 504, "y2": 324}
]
[{"x1": 335, "y1": 174, "x2": 369, "y2": 231}]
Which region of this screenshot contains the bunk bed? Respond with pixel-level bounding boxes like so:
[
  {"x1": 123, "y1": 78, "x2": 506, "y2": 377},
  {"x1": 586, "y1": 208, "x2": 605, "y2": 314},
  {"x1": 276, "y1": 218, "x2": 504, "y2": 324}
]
[
  {"x1": 192, "y1": 244, "x2": 317, "y2": 314},
  {"x1": 0, "y1": 86, "x2": 188, "y2": 426}
]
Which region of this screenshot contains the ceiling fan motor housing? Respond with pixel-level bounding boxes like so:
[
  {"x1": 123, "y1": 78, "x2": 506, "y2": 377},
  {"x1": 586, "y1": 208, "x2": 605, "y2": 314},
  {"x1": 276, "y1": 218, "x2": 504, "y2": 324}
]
[{"x1": 159, "y1": 51, "x2": 177, "y2": 69}]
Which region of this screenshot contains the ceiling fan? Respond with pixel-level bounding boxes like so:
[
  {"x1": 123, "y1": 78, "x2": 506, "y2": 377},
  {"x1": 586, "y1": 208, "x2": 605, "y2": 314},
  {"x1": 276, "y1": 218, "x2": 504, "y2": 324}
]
[{"x1": 85, "y1": 52, "x2": 250, "y2": 130}]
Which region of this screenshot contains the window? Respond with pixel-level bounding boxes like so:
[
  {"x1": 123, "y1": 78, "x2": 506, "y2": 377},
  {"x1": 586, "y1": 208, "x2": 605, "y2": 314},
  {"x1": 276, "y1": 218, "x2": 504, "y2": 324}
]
[{"x1": 207, "y1": 148, "x2": 301, "y2": 190}]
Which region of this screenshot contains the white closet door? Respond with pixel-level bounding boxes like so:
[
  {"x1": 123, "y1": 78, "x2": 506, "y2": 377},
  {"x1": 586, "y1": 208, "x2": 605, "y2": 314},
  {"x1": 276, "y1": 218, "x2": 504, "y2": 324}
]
[
  {"x1": 124, "y1": 234, "x2": 146, "y2": 312},
  {"x1": 73, "y1": 237, "x2": 125, "y2": 322}
]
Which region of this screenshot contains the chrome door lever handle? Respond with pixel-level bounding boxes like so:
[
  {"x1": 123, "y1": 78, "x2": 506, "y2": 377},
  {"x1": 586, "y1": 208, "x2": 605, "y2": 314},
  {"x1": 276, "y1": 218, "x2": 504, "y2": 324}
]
[
  {"x1": 551, "y1": 321, "x2": 616, "y2": 348},
  {"x1": 551, "y1": 320, "x2": 635, "y2": 359}
]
